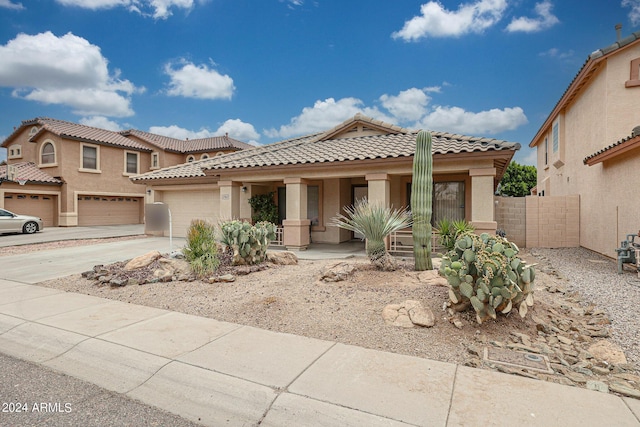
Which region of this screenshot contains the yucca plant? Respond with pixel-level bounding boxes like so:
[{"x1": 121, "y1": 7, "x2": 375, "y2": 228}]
[
  {"x1": 182, "y1": 219, "x2": 220, "y2": 278},
  {"x1": 331, "y1": 198, "x2": 412, "y2": 271},
  {"x1": 436, "y1": 219, "x2": 475, "y2": 251}
]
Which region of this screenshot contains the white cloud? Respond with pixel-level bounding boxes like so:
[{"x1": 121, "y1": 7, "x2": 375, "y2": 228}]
[
  {"x1": 539, "y1": 47, "x2": 574, "y2": 61},
  {"x1": 392, "y1": 0, "x2": 507, "y2": 41},
  {"x1": 0, "y1": 0, "x2": 25, "y2": 10},
  {"x1": 506, "y1": 1, "x2": 559, "y2": 33},
  {"x1": 419, "y1": 106, "x2": 528, "y2": 134},
  {"x1": 55, "y1": 0, "x2": 197, "y2": 19},
  {"x1": 149, "y1": 118, "x2": 259, "y2": 144},
  {"x1": 216, "y1": 119, "x2": 260, "y2": 144},
  {"x1": 164, "y1": 60, "x2": 235, "y2": 100},
  {"x1": 623, "y1": 0, "x2": 640, "y2": 25},
  {"x1": 264, "y1": 97, "x2": 391, "y2": 138},
  {"x1": 0, "y1": 32, "x2": 140, "y2": 117},
  {"x1": 380, "y1": 88, "x2": 431, "y2": 122},
  {"x1": 80, "y1": 116, "x2": 123, "y2": 131}
]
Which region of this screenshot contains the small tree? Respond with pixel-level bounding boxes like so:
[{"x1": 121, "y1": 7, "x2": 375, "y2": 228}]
[
  {"x1": 498, "y1": 161, "x2": 537, "y2": 197},
  {"x1": 331, "y1": 198, "x2": 412, "y2": 271}
]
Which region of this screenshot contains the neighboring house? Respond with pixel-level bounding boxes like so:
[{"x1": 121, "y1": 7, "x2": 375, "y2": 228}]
[
  {"x1": 132, "y1": 114, "x2": 519, "y2": 249},
  {"x1": 0, "y1": 118, "x2": 252, "y2": 227},
  {"x1": 529, "y1": 30, "x2": 640, "y2": 256}
]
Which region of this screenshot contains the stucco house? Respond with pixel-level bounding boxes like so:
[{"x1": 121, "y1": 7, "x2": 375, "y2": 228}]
[
  {"x1": 529, "y1": 29, "x2": 640, "y2": 256},
  {"x1": 132, "y1": 114, "x2": 520, "y2": 249},
  {"x1": 0, "y1": 117, "x2": 252, "y2": 227}
]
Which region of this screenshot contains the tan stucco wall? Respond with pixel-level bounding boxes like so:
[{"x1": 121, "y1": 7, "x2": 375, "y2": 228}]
[
  {"x1": 494, "y1": 196, "x2": 526, "y2": 248},
  {"x1": 534, "y1": 43, "x2": 640, "y2": 256}
]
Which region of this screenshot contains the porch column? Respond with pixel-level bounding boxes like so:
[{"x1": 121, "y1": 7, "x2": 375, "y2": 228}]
[
  {"x1": 469, "y1": 168, "x2": 498, "y2": 235},
  {"x1": 219, "y1": 180, "x2": 241, "y2": 220},
  {"x1": 366, "y1": 173, "x2": 391, "y2": 249},
  {"x1": 365, "y1": 173, "x2": 390, "y2": 207},
  {"x1": 283, "y1": 177, "x2": 310, "y2": 250}
]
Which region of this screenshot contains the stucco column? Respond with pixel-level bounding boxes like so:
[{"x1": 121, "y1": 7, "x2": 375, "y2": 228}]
[
  {"x1": 365, "y1": 173, "x2": 390, "y2": 207},
  {"x1": 218, "y1": 180, "x2": 241, "y2": 221},
  {"x1": 283, "y1": 177, "x2": 310, "y2": 250},
  {"x1": 469, "y1": 168, "x2": 497, "y2": 235}
]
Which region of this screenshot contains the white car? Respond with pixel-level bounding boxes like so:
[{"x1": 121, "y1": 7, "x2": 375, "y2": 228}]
[{"x1": 0, "y1": 208, "x2": 44, "y2": 234}]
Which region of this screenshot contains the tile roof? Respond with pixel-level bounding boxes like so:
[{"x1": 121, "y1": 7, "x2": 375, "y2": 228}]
[
  {"x1": 18, "y1": 118, "x2": 152, "y2": 151},
  {"x1": 530, "y1": 31, "x2": 640, "y2": 147},
  {"x1": 132, "y1": 115, "x2": 520, "y2": 182},
  {"x1": 120, "y1": 129, "x2": 255, "y2": 153},
  {"x1": 583, "y1": 126, "x2": 640, "y2": 165},
  {"x1": 0, "y1": 162, "x2": 63, "y2": 185}
]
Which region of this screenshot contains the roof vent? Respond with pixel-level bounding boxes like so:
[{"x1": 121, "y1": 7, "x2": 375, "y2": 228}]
[
  {"x1": 616, "y1": 23, "x2": 622, "y2": 41},
  {"x1": 632, "y1": 125, "x2": 640, "y2": 138}
]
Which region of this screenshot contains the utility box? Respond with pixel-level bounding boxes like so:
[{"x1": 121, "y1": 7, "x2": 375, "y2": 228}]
[{"x1": 145, "y1": 203, "x2": 170, "y2": 233}]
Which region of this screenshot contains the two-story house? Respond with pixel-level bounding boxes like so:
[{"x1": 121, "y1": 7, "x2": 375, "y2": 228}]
[
  {"x1": 0, "y1": 117, "x2": 252, "y2": 227},
  {"x1": 529, "y1": 29, "x2": 640, "y2": 256}
]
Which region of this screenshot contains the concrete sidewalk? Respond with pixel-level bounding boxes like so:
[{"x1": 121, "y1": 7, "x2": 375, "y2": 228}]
[{"x1": 1, "y1": 279, "x2": 639, "y2": 426}]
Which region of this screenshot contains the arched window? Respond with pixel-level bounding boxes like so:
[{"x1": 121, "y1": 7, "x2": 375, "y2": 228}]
[
  {"x1": 186, "y1": 155, "x2": 195, "y2": 162},
  {"x1": 201, "y1": 153, "x2": 210, "y2": 160},
  {"x1": 41, "y1": 142, "x2": 55, "y2": 164}
]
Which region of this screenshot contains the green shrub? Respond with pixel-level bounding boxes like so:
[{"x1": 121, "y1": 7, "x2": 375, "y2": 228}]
[
  {"x1": 220, "y1": 220, "x2": 276, "y2": 265},
  {"x1": 182, "y1": 219, "x2": 220, "y2": 278},
  {"x1": 248, "y1": 192, "x2": 279, "y2": 224},
  {"x1": 439, "y1": 232, "x2": 535, "y2": 324},
  {"x1": 436, "y1": 219, "x2": 475, "y2": 251}
]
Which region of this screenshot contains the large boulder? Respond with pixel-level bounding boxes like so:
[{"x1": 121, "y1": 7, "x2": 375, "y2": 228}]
[
  {"x1": 266, "y1": 251, "x2": 299, "y2": 265},
  {"x1": 125, "y1": 251, "x2": 161, "y2": 271},
  {"x1": 383, "y1": 300, "x2": 435, "y2": 328}
]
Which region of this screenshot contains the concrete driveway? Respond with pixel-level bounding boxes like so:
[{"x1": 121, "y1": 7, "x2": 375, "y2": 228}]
[
  {"x1": 0, "y1": 236, "x2": 185, "y2": 284},
  {"x1": 0, "y1": 224, "x2": 146, "y2": 247}
]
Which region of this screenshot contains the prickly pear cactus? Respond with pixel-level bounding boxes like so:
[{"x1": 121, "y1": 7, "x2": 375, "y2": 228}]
[
  {"x1": 411, "y1": 130, "x2": 433, "y2": 271},
  {"x1": 439, "y1": 232, "x2": 536, "y2": 324},
  {"x1": 220, "y1": 220, "x2": 277, "y2": 265}
]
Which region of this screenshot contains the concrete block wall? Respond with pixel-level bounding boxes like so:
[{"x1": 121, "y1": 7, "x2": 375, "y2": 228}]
[
  {"x1": 494, "y1": 196, "x2": 526, "y2": 248},
  {"x1": 525, "y1": 195, "x2": 580, "y2": 248}
]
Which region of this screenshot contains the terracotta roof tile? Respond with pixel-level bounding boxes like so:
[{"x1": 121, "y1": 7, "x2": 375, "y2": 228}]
[
  {"x1": 23, "y1": 118, "x2": 152, "y2": 151},
  {"x1": 121, "y1": 129, "x2": 254, "y2": 153},
  {"x1": 0, "y1": 162, "x2": 63, "y2": 184},
  {"x1": 132, "y1": 115, "x2": 519, "y2": 182},
  {"x1": 583, "y1": 127, "x2": 640, "y2": 165}
]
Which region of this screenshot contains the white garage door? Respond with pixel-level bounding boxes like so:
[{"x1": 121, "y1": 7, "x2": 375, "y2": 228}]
[
  {"x1": 160, "y1": 189, "x2": 220, "y2": 237},
  {"x1": 4, "y1": 193, "x2": 57, "y2": 227},
  {"x1": 78, "y1": 196, "x2": 143, "y2": 226}
]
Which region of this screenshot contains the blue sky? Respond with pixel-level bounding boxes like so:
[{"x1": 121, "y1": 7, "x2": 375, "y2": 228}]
[{"x1": 1, "y1": 0, "x2": 639, "y2": 166}]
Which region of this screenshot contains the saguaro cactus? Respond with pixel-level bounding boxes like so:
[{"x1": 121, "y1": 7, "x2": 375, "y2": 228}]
[{"x1": 412, "y1": 130, "x2": 433, "y2": 271}]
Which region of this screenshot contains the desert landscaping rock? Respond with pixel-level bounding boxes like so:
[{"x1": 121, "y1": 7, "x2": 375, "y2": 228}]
[
  {"x1": 125, "y1": 250, "x2": 162, "y2": 271},
  {"x1": 588, "y1": 340, "x2": 628, "y2": 365},
  {"x1": 383, "y1": 300, "x2": 435, "y2": 328},
  {"x1": 319, "y1": 261, "x2": 358, "y2": 282},
  {"x1": 266, "y1": 251, "x2": 298, "y2": 265}
]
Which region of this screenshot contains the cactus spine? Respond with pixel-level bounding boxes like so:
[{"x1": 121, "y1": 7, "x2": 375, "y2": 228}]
[{"x1": 412, "y1": 130, "x2": 433, "y2": 271}]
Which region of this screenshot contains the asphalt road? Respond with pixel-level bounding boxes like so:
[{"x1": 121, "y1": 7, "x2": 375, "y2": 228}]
[{"x1": 0, "y1": 352, "x2": 202, "y2": 427}]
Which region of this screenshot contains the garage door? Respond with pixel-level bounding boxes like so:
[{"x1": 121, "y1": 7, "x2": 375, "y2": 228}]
[
  {"x1": 160, "y1": 190, "x2": 220, "y2": 237},
  {"x1": 4, "y1": 193, "x2": 57, "y2": 227},
  {"x1": 78, "y1": 196, "x2": 143, "y2": 226}
]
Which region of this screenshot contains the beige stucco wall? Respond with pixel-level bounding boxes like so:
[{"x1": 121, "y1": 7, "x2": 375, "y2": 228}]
[
  {"x1": 534, "y1": 42, "x2": 640, "y2": 256},
  {"x1": 494, "y1": 196, "x2": 526, "y2": 248}
]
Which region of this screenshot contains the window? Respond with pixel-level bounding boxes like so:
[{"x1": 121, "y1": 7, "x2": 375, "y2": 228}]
[
  {"x1": 552, "y1": 121, "x2": 559, "y2": 153},
  {"x1": 186, "y1": 155, "x2": 195, "y2": 162},
  {"x1": 544, "y1": 137, "x2": 548, "y2": 166},
  {"x1": 125, "y1": 152, "x2": 138, "y2": 174},
  {"x1": 82, "y1": 144, "x2": 98, "y2": 170},
  {"x1": 41, "y1": 142, "x2": 55, "y2": 164},
  {"x1": 201, "y1": 153, "x2": 210, "y2": 160},
  {"x1": 406, "y1": 181, "x2": 465, "y2": 225},
  {"x1": 626, "y1": 57, "x2": 640, "y2": 88},
  {"x1": 8, "y1": 144, "x2": 22, "y2": 159},
  {"x1": 151, "y1": 152, "x2": 159, "y2": 169},
  {"x1": 28, "y1": 126, "x2": 38, "y2": 136},
  {"x1": 307, "y1": 185, "x2": 320, "y2": 226}
]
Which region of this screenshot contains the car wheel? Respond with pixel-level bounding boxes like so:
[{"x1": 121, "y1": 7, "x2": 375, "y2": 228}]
[{"x1": 23, "y1": 221, "x2": 38, "y2": 234}]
